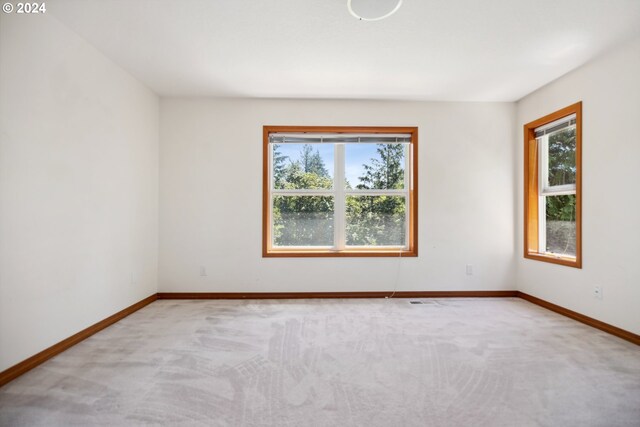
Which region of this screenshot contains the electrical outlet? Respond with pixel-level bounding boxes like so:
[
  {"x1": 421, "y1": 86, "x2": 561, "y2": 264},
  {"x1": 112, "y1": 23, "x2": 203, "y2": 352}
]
[
  {"x1": 200, "y1": 266, "x2": 207, "y2": 277},
  {"x1": 594, "y1": 285, "x2": 602, "y2": 299},
  {"x1": 465, "y1": 264, "x2": 473, "y2": 276}
]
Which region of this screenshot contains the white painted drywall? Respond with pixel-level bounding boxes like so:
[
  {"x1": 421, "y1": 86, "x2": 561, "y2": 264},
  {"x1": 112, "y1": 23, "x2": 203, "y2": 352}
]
[
  {"x1": 516, "y1": 35, "x2": 640, "y2": 335},
  {"x1": 0, "y1": 14, "x2": 159, "y2": 371},
  {"x1": 159, "y1": 99, "x2": 516, "y2": 293}
]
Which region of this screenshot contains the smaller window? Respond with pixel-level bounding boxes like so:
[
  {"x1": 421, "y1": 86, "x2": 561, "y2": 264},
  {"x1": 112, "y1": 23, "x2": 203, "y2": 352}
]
[{"x1": 524, "y1": 102, "x2": 582, "y2": 268}]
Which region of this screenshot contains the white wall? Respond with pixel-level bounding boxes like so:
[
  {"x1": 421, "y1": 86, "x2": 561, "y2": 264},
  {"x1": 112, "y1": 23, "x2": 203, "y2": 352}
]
[
  {"x1": 0, "y1": 14, "x2": 159, "y2": 371},
  {"x1": 516, "y1": 36, "x2": 640, "y2": 334},
  {"x1": 159, "y1": 99, "x2": 516, "y2": 293}
]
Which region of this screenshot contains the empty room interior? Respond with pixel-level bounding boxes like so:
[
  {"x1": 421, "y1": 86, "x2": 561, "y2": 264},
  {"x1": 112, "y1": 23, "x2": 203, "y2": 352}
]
[{"x1": 1, "y1": 0, "x2": 640, "y2": 425}]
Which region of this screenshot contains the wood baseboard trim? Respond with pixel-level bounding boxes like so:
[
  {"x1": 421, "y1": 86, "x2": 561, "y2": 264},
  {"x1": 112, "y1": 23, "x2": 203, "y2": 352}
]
[
  {"x1": 517, "y1": 291, "x2": 640, "y2": 346},
  {"x1": 156, "y1": 290, "x2": 519, "y2": 299},
  {"x1": 0, "y1": 294, "x2": 157, "y2": 388}
]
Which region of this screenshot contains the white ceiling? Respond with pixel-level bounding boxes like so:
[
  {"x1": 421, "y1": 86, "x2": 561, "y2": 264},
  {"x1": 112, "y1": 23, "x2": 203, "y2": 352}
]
[{"x1": 51, "y1": 0, "x2": 640, "y2": 101}]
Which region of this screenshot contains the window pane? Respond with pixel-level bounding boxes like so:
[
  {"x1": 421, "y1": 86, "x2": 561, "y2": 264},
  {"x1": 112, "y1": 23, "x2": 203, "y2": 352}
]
[
  {"x1": 346, "y1": 196, "x2": 406, "y2": 246},
  {"x1": 547, "y1": 127, "x2": 576, "y2": 187},
  {"x1": 272, "y1": 143, "x2": 333, "y2": 190},
  {"x1": 273, "y1": 196, "x2": 334, "y2": 246},
  {"x1": 545, "y1": 194, "x2": 576, "y2": 257},
  {"x1": 345, "y1": 143, "x2": 406, "y2": 190}
]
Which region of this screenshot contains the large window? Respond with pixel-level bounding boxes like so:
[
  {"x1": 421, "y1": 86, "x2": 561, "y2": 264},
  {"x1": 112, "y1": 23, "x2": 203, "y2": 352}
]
[
  {"x1": 524, "y1": 103, "x2": 582, "y2": 268},
  {"x1": 263, "y1": 126, "x2": 418, "y2": 257}
]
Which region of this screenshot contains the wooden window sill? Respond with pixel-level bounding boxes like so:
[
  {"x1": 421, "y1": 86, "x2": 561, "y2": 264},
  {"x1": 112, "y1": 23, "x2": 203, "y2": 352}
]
[
  {"x1": 264, "y1": 249, "x2": 418, "y2": 258},
  {"x1": 525, "y1": 252, "x2": 581, "y2": 268}
]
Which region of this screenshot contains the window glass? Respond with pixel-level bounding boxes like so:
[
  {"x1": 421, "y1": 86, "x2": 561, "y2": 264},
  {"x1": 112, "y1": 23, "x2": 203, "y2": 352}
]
[
  {"x1": 346, "y1": 196, "x2": 406, "y2": 246},
  {"x1": 272, "y1": 143, "x2": 334, "y2": 190},
  {"x1": 547, "y1": 127, "x2": 576, "y2": 187},
  {"x1": 345, "y1": 143, "x2": 406, "y2": 190},
  {"x1": 272, "y1": 196, "x2": 334, "y2": 247},
  {"x1": 545, "y1": 195, "x2": 576, "y2": 257}
]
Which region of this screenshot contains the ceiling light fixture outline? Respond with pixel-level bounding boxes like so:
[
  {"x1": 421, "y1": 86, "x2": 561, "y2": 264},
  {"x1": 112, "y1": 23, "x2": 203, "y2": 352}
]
[{"x1": 347, "y1": 0, "x2": 403, "y2": 21}]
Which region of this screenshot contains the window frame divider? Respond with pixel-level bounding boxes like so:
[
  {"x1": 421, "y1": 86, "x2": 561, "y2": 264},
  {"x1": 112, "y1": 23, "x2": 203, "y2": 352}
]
[{"x1": 334, "y1": 143, "x2": 346, "y2": 251}]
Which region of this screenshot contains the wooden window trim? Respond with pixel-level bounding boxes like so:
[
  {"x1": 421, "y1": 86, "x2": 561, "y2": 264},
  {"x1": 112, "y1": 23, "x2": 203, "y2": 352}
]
[
  {"x1": 524, "y1": 102, "x2": 582, "y2": 268},
  {"x1": 262, "y1": 125, "x2": 418, "y2": 258}
]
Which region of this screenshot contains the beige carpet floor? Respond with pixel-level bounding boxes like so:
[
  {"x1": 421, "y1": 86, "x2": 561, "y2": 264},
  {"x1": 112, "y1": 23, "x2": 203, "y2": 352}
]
[{"x1": 0, "y1": 298, "x2": 639, "y2": 426}]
